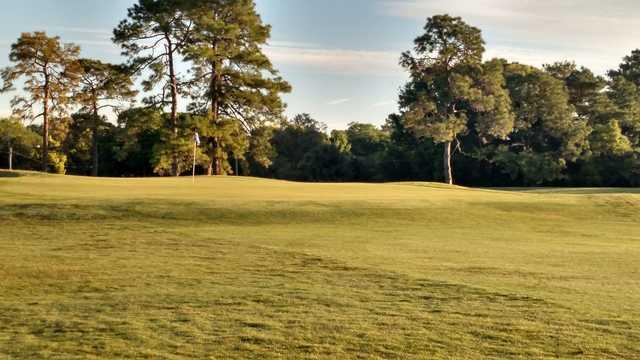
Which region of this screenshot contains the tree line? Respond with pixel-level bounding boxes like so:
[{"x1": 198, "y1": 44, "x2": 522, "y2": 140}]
[{"x1": 1, "y1": 7, "x2": 640, "y2": 187}]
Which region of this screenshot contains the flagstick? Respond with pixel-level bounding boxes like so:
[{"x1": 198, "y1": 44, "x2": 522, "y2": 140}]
[{"x1": 192, "y1": 140, "x2": 197, "y2": 184}]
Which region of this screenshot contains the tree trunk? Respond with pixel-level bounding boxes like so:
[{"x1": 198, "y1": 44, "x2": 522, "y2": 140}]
[
  {"x1": 215, "y1": 157, "x2": 222, "y2": 176},
  {"x1": 42, "y1": 74, "x2": 49, "y2": 173},
  {"x1": 234, "y1": 155, "x2": 238, "y2": 176},
  {"x1": 443, "y1": 141, "x2": 453, "y2": 185},
  {"x1": 167, "y1": 38, "x2": 179, "y2": 177},
  {"x1": 206, "y1": 137, "x2": 223, "y2": 176},
  {"x1": 8, "y1": 146, "x2": 12, "y2": 171},
  {"x1": 91, "y1": 100, "x2": 99, "y2": 177},
  {"x1": 207, "y1": 142, "x2": 215, "y2": 176},
  {"x1": 209, "y1": 57, "x2": 223, "y2": 176}
]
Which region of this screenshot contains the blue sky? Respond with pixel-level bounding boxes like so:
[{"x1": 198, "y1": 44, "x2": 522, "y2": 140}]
[{"x1": 2, "y1": 0, "x2": 640, "y2": 129}]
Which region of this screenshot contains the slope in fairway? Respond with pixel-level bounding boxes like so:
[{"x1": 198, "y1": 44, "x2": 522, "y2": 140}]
[{"x1": 1, "y1": 172, "x2": 639, "y2": 358}]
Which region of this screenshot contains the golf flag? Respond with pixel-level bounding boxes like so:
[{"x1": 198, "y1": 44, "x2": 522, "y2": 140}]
[{"x1": 194, "y1": 131, "x2": 201, "y2": 146}]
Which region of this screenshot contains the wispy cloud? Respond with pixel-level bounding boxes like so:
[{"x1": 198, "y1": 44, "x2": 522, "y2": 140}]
[
  {"x1": 267, "y1": 40, "x2": 321, "y2": 49},
  {"x1": 378, "y1": 0, "x2": 640, "y2": 74},
  {"x1": 48, "y1": 26, "x2": 119, "y2": 53},
  {"x1": 327, "y1": 98, "x2": 351, "y2": 105},
  {"x1": 50, "y1": 26, "x2": 112, "y2": 37},
  {"x1": 372, "y1": 100, "x2": 396, "y2": 107},
  {"x1": 264, "y1": 43, "x2": 403, "y2": 76}
]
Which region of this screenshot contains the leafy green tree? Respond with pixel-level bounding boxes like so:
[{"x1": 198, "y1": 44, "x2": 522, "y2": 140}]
[
  {"x1": 399, "y1": 15, "x2": 513, "y2": 184},
  {"x1": 75, "y1": 59, "x2": 137, "y2": 176},
  {"x1": 114, "y1": 107, "x2": 164, "y2": 176},
  {"x1": 182, "y1": 0, "x2": 291, "y2": 175},
  {"x1": 151, "y1": 113, "x2": 210, "y2": 176},
  {"x1": 299, "y1": 143, "x2": 353, "y2": 181},
  {"x1": 346, "y1": 123, "x2": 387, "y2": 156},
  {"x1": 330, "y1": 130, "x2": 351, "y2": 154},
  {"x1": 191, "y1": 116, "x2": 248, "y2": 175},
  {"x1": 61, "y1": 113, "x2": 93, "y2": 174},
  {"x1": 247, "y1": 125, "x2": 276, "y2": 175},
  {"x1": 547, "y1": 61, "x2": 639, "y2": 185},
  {"x1": 114, "y1": 0, "x2": 193, "y2": 176},
  {"x1": 608, "y1": 74, "x2": 640, "y2": 147},
  {"x1": 270, "y1": 114, "x2": 328, "y2": 180},
  {"x1": 545, "y1": 62, "x2": 606, "y2": 118},
  {"x1": 345, "y1": 123, "x2": 388, "y2": 180},
  {"x1": 290, "y1": 113, "x2": 327, "y2": 133},
  {"x1": 1, "y1": 32, "x2": 80, "y2": 172},
  {"x1": 488, "y1": 63, "x2": 590, "y2": 185},
  {"x1": 609, "y1": 49, "x2": 640, "y2": 87},
  {"x1": 590, "y1": 120, "x2": 633, "y2": 156},
  {"x1": 0, "y1": 118, "x2": 40, "y2": 170},
  {"x1": 382, "y1": 114, "x2": 441, "y2": 181}
]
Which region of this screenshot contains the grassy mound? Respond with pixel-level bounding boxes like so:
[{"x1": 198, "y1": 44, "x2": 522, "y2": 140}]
[{"x1": 1, "y1": 175, "x2": 639, "y2": 358}]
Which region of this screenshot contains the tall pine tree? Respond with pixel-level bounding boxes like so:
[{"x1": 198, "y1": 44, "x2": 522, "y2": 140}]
[
  {"x1": 114, "y1": 0, "x2": 193, "y2": 176},
  {"x1": 400, "y1": 15, "x2": 514, "y2": 184},
  {"x1": 182, "y1": 0, "x2": 291, "y2": 175},
  {"x1": 75, "y1": 59, "x2": 137, "y2": 176},
  {"x1": 1, "y1": 32, "x2": 80, "y2": 172}
]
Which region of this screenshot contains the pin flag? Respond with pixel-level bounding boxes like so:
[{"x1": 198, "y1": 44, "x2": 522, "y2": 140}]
[{"x1": 194, "y1": 131, "x2": 201, "y2": 146}]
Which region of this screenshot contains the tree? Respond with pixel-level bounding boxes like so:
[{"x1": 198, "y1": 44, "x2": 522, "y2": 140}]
[
  {"x1": 490, "y1": 63, "x2": 590, "y2": 185},
  {"x1": 0, "y1": 118, "x2": 40, "y2": 170},
  {"x1": 382, "y1": 114, "x2": 442, "y2": 182},
  {"x1": 270, "y1": 114, "x2": 328, "y2": 180},
  {"x1": 150, "y1": 113, "x2": 210, "y2": 176},
  {"x1": 1, "y1": 32, "x2": 80, "y2": 172},
  {"x1": 114, "y1": 107, "x2": 164, "y2": 177},
  {"x1": 399, "y1": 15, "x2": 513, "y2": 184},
  {"x1": 114, "y1": 0, "x2": 193, "y2": 176},
  {"x1": 609, "y1": 49, "x2": 640, "y2": 87},
  {"x1": 299, "y1": 143, "x2": 353, "y2": 181},
  {"x1": 75, "y1": 59, "x2": 136, "y2": 176},
  {"x1": 182, "y1": 0, "x2": 291, "y2": 175},
  {"x1": 608, "y1": 68, "x2": 640, "y2": 148},
  {"x1": 290, "y1": 113, "x2": 327, "y2": 133},
  {"x1": 545, "y1": 62, "x2": 606, "y2": 118},
  {"x1": 345, "y1": 123, "x2": 388, "y2": 180},
  {"x1": 192, "y1": 115, "x2": 248, "y2": 175},
  {"x1": 247, "y1": 125, "x2": 276, "y2": 175},
  {"x1": 330, "y1": 130, "x2": 351, "y2": 154}
]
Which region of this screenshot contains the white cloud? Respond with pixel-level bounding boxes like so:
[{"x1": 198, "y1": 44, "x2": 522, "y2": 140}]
[
  {"x1": 47, "y1": 26, "x2": 120, "y2": 54},
  {"x1": 267, "y1": 40, "x2": 321, "y2": 49},
  {"x1": 378, "y1": 0, "x2": 640, "y2": 74},
  {"x1": 372, "y1": 100, "x2": 396, "y2": 107},
  {"x1": 327, "y1": 98, "x2": 351, "y2": 105},
  {"x1": 51, "y1": 26, "x2": 112, "y2": 36},
  {"x1": 264, "y1": 44, "x2": 403, "y2": 76}
]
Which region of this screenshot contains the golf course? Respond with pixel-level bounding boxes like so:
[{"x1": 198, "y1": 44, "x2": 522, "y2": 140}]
[{"x1": 0, "y1": 171, "x2": 638, "y2": 358}]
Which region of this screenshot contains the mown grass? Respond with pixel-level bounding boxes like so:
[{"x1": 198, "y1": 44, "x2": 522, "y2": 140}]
[{"x1": 1, "y1": 171, "x2": 639, "y2": 358}]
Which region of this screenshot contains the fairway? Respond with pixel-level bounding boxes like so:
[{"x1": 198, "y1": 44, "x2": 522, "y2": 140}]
[{"x1": 1, "y1": 172, "x2": 639, "y2": 359}]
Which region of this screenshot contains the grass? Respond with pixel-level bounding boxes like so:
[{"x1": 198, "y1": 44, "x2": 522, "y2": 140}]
[{"x1": 1, "y1": 170, "x2": 639, "y2": 359}]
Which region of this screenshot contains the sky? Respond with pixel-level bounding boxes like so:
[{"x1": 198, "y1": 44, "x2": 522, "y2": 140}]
[{"x1": 1, "y1": 0, "x2": 640, "y2": 129}]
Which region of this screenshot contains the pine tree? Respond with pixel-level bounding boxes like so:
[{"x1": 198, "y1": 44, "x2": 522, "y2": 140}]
[
  {"x1": 1, "y1": 32, "x2": 80, "y2": 172},
  {"x1": 114, "y1": 0, "x2": 193, "y2": 176},
  {"x1": 400, "y1": 15, "x2": 513, "y2": 184},
  {"x1": 75, "y1": 59, "x2": 137, "y2": 176},
  {"x1": 182, "y1": 0, "x2": 291, "y2": 175}
]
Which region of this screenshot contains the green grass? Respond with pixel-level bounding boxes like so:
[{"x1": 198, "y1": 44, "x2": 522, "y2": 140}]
[{"x1": 1, "y1": 170, "x2": 639, "y2": 359}]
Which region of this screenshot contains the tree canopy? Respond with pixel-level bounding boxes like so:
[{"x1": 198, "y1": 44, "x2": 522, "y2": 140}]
[
  {"x1": 3, "y1": 10, "x2": 640, "y2": 187},
  {"x1": 1, "y1": 32, "x2": 80, "y2": 171}
]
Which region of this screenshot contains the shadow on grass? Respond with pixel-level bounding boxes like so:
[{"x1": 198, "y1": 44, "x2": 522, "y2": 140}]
[
  {"x1": 0, "y1": 170, "x2": 22, "y2": 178},
  {"x1": 491, "y1": 187, "x2": 640, "y2": 195},
  {"x1": 2, "y1": 243, "x2": 638, "y2": 358},
  {"x1": 0, "y1": 170, "x2": 51, "y2": 178}
]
